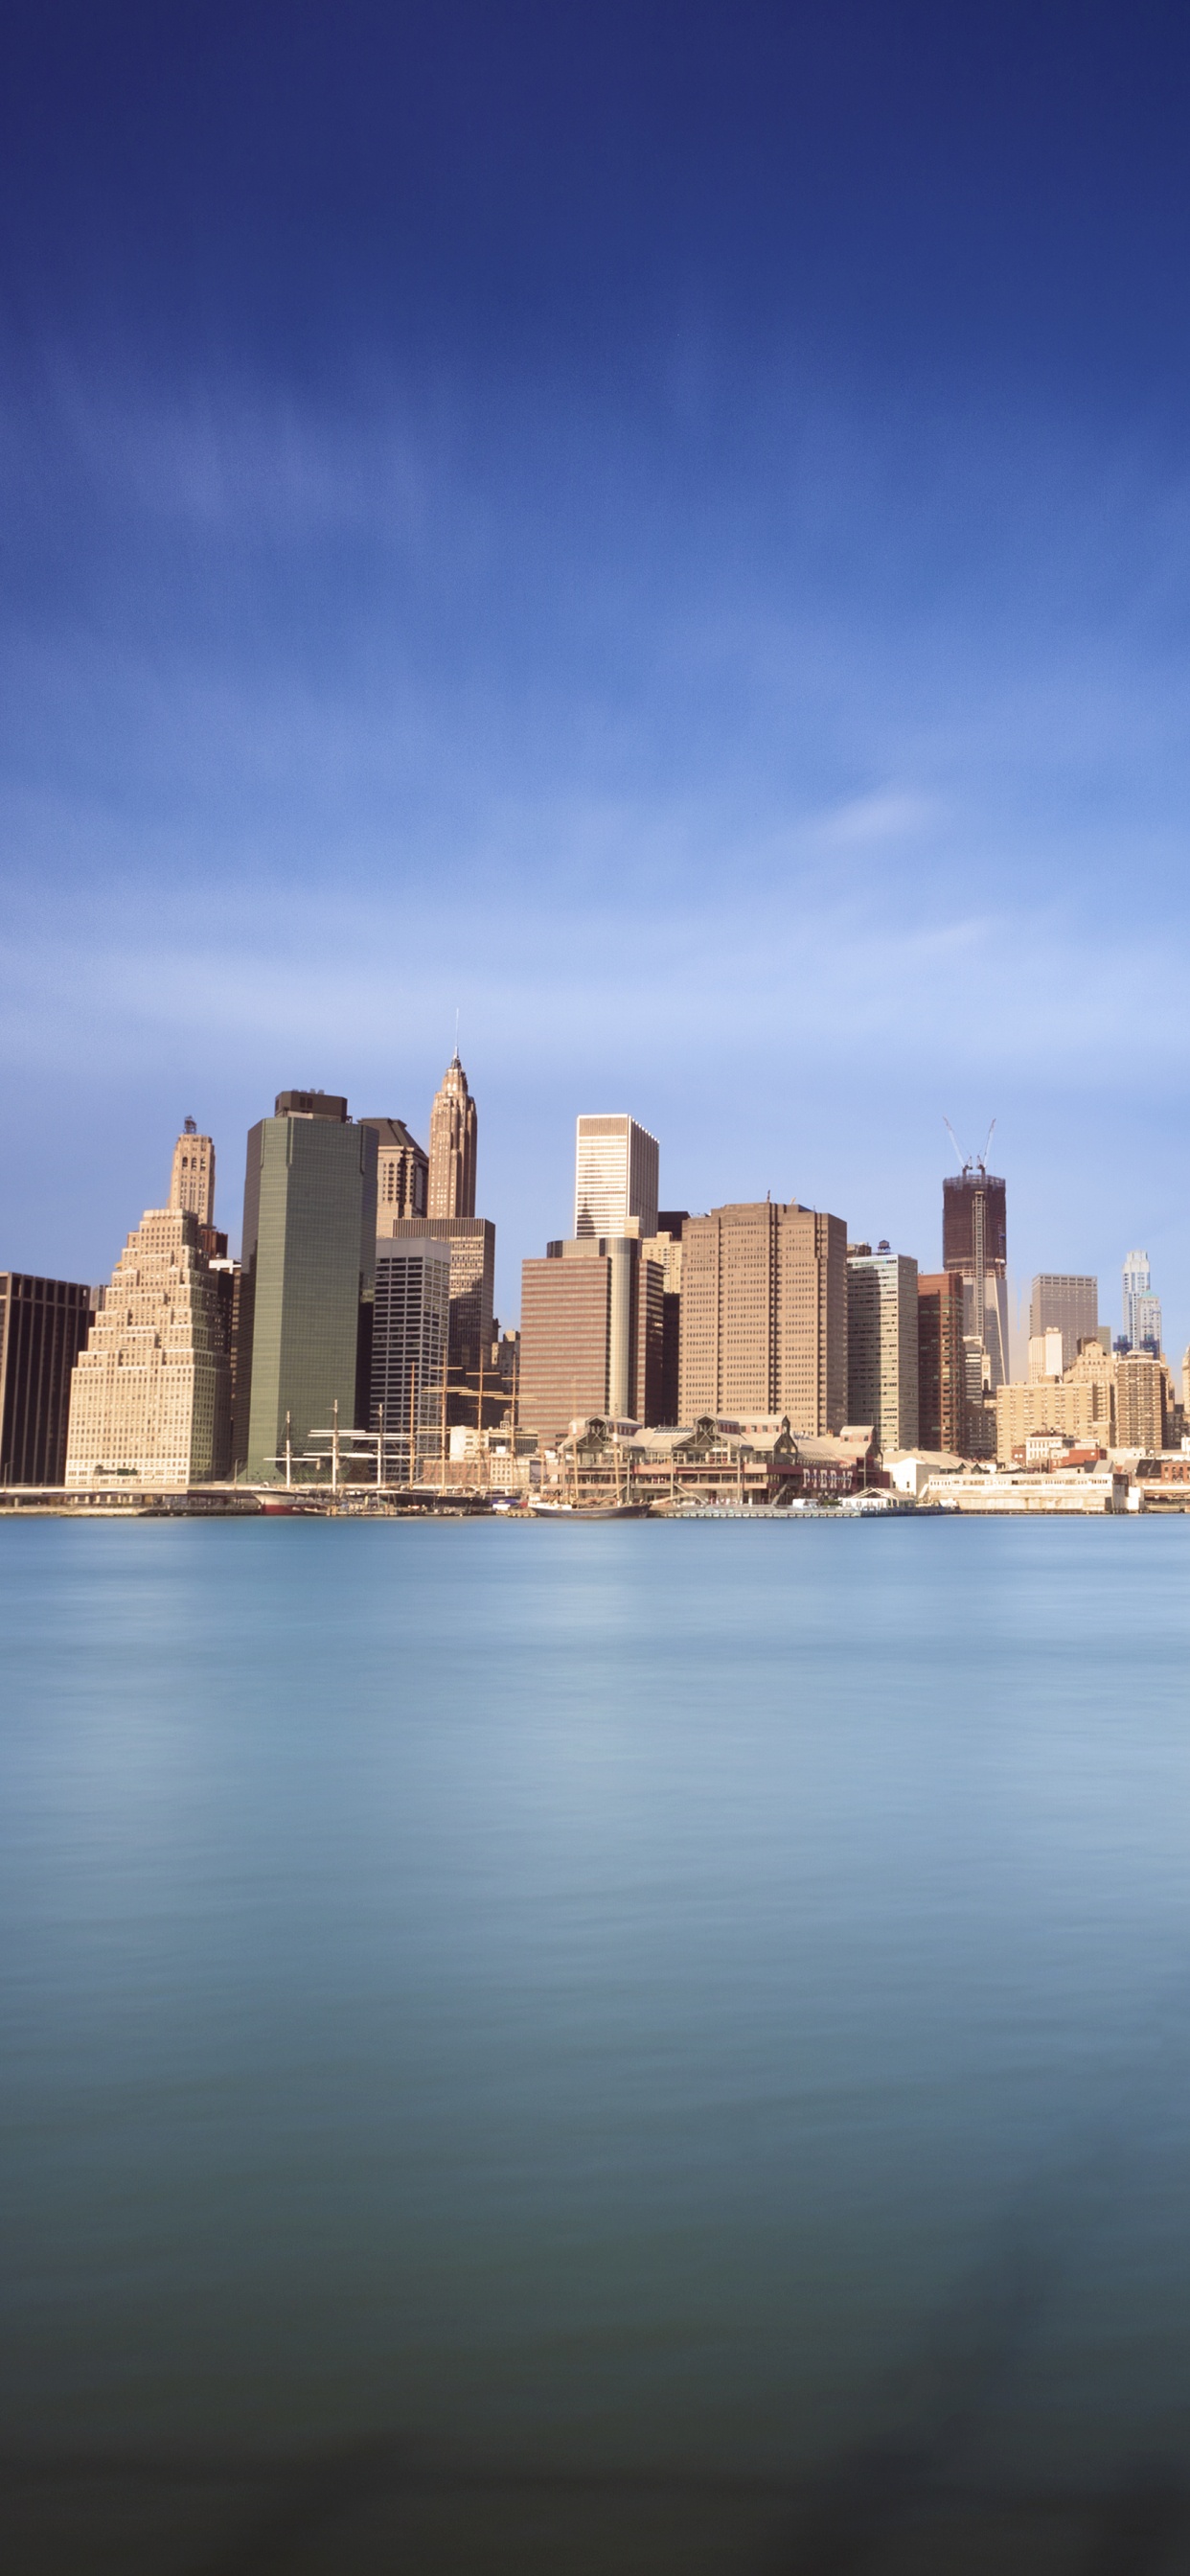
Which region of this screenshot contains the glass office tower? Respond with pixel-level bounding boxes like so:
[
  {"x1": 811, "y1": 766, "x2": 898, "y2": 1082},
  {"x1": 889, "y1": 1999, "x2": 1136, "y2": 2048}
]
[{"x1": 236, "y1": 1092, "x2": 378, "y2": 1483}]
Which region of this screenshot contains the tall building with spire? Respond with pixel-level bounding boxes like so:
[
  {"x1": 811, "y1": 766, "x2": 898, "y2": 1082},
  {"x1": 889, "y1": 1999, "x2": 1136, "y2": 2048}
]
[
  {"x1": 427, "y1": 1054, "x2": 477, "y2": 1221},
  {"x1": 169, "y1": 1119, "x2": 216, "y2": 1229}
]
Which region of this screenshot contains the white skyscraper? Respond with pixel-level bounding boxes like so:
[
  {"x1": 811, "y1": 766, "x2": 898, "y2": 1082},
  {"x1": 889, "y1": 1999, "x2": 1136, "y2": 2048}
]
[
  {"x1": 574, "y1": 1116, "x2": 659, "y2": 1241},
  {"x1": 1122, "y1": 1249, "x2": 1162, "y2": 1353}
]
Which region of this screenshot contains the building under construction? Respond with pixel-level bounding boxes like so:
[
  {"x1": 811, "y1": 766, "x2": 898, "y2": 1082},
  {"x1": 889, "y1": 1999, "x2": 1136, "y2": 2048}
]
[{"x1": 942, "y1": 1128, "x2": 1010, "y2": 1450}]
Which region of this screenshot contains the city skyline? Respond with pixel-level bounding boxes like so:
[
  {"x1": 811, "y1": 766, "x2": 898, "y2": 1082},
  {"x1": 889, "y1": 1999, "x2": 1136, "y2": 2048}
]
[{"x1": 13, "y1": 1076, "x2": 1178, "y2": 1376}]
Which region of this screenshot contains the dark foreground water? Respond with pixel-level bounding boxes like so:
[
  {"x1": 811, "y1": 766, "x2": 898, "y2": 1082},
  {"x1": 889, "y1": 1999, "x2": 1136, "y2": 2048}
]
[{"x1": 3, "y1": 1516, "x2": 1190, "y2": 2572}]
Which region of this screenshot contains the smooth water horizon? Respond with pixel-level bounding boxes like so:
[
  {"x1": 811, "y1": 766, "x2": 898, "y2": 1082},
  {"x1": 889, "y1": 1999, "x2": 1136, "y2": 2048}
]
[{"x1": 4, "y1": 1514, "x2": 1190, "y2": 2571}]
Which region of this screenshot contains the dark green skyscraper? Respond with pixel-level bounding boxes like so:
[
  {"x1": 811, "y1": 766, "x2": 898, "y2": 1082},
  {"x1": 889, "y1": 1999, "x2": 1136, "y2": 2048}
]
[{"x1": 236, "y1": 1092, "x2": 378, "y2": 1483}]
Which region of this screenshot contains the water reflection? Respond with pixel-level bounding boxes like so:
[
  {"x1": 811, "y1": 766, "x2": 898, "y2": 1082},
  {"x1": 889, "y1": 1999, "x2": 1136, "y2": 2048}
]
[{"x1": 4, "y1": 1517, "x2": 1190, "y2": 2571}]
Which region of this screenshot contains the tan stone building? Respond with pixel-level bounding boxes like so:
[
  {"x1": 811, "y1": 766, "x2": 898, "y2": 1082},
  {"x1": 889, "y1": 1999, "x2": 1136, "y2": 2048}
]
[
  {"x1": 65, "y1": 1208, "x2": 231, "y2": 1489},
  {"x1": 427, "y1": 1053, "x2": 477, "y2": 1221},
  {"x1": 169, "y1": 1119, "x2": 216, "y2": 1228},
  {"x1": 1115, "y1": 1352, "x2": 1165, "y2": 1452},
  {"x1": 678, "y1": 1200, "x2": 848, "y2": 1437},
  {"x1": 995, "y1": 1375, "x2": 1110, "y2": 1463},
  {"x1": 358, "y1": 1116, "x2": 428, "y2": 1220},
  {"x1": 519, "y1": 1233, "x2": 664, "y2": 1439}
]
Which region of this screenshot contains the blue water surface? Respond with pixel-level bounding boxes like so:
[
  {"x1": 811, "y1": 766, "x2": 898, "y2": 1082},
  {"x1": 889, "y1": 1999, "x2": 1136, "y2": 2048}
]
[{"x1": 3, "y1": 1514, "x2": 1190, "y2": 2570}]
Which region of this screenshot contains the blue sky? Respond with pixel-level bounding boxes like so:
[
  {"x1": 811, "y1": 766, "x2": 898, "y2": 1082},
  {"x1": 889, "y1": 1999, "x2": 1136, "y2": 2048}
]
[{"x1": 3, "y1": 1, "x2": 1190, "y2": 1349}]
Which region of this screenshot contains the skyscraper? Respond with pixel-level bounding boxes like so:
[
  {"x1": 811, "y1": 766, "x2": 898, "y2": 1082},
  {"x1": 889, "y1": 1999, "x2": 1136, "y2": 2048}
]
[
  {"x1": 574, "y1": 1116, "x2": 659, "y2": 1240},
  {"x1": 65, "y1": 1208, "x2": 231, "y2": 1489},
  {"x1": 519, "y1": 1233, "x2": 664, "y2": 1438},
  {"x1": 942, "y1": 1150, "x2": 1009, "y2": 1388},
  {"x1": 169, "y1": 1118, "x2": 216, "y2": 1229},
  {"x1": 235, "y1": 1092, "x2": 378, "y2": 1482},
  {"x1": 846, "y1": 1248, "x2": 919, "y2": 1454},
  {"x1": 0, "y1": 1274, "x2": 94, "y2": 1485},
  {"x1": 427, "y1": 1055, "x2": 477, "y2": 1221},
  {"x1": 678, "y1": 1201, "x2": 848, "y2": 1436},
  {"x1": 358, "y1": 1116, "x2": 428, "y2": 1220},
  {"x1": 371, "y1": 1240, "x2": 450, "y2": 1473},
  {"x1": 643, "y1": 1214, "x2": 687, "y2": 1425},
  {"x1": 1115, "y1": 1350, "x2": 1165, "y2": 1450},
  {"x1": 917, "y1": 1272, "x2": 965, "y2": 1454},
  {"x1": 1029, "y1": 1274, "x2": 1098, "y2": 1372},
  {"x1": 378, "y1": 1216, "x2": 495, "y2": 1395},
  {"x1": 1121, "y1": 1250, "x2": 1162, "y2": 1354}
]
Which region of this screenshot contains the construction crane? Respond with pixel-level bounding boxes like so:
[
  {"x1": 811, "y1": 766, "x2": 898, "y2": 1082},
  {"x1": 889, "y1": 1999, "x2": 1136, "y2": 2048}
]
[{"x1": 944, "y1": 1115, "x2": 996, "y2": 1175}]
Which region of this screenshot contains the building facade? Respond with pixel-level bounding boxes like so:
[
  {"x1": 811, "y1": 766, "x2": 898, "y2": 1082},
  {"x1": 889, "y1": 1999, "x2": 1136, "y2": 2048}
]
[
  {"x1": 574, "y1": 1116, "x2": 659, "y2": 1241},
  {"x1": 235, "y1": 1092, "x2": 378, "y2": 1483},
  {"x1": 943, "y1": 1158, "x2": 1010, "y2": 1388},
  {"x1": 65, "y1": 1208, "x2": 231, "y2": 1489},
  {"x1": 916, "y1": 1271, "x2": 966, "y2": 1454},
  {"x1": 1121, "y1": 1250, "x2": 1162, "y2": 1354},
  {"x1": 427, "y1": 1055, "x2": 477, "y2": 1222},
  {"x1": 1115, "y1": 1351, "x2": 1165, "y2": 1451},
  {"x1": 378, "y1": 1214, "x2": 495, "y2": 1395},
  {"x1": 1029, "y1": 1274, "x2": 1098, "y2": 1371},
  {"x1": 847, "y1": 1248, "x2": 919, "y2": 1455},
  {"x1": 358, "y1": 1116, "x2": 428, "y2": 1221},
  {"x1": 371, "y1": 1240, "x2": 450, "y2": 1471},
  {"x1": 1028, "y1": 1327, "x2": 1070, "y2": 1384},
  {"x1": 995, "y1": 1374, "x2": 1112, "y2": 1463},
  {"x1": 678, "y1": 1200, "x2": 848, "y2": 1437},
  {"x1": 0, "y1": 1274, "x2": 94, "y2": 1485},
  {"x1": 168, "y1": 1119, "x2": 216, "y2": 1229},
  {"x1": 643, "y1": 1214, "x2": 686, "y2": 1425},
  {"x1": 519, "y1": 1234, "x2": 664, "y2": 1438}
]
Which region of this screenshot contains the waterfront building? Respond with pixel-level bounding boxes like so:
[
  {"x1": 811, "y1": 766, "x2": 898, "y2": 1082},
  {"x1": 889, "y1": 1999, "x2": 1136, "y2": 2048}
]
[
  {"x1": 0, "y1": 1274, "x2": 93, "y2": 1485},
  {"x1": 358, "y1": 1116, "x2": 428, "y2": 1221},
  {"x1": 1029, "y1": 1274, "x2": 1098, "y2": 1371},
  {"x1": 922, "y1": 1465, "x2": 1125, "y2": 1514},
  {"x1": 574, "y1": 1116, "x2": 659, "y2": 1241},
  {"x1": 847, "y1": 1246, "x2": 919, "y2": 1455},
  {"x1": 65, "y1": 1208, "x2": 230, "y2": 1489},
  {"x1": 1121, "y1": 1250, "x2": 1162, "y2": 1354},
  {"x1": 235, "y1": 1092, "x2": 378, "y2": 1483},
  {"x1": 168, "y1": 1118, "x2": 216, "y2": 1229},
  {"x1": 371, "y1": 1240, "x2": 450, "y2": 1473},
  {"x1": 678, "y1": 1200, "x2": 848, "y2": 1438},
  {"x1": 917, "y1": 1272, "x2": 965, "y2": 1454},
  {"x1": 427, "y1": 1055, "x2": 477, "y2": 1222},
  {"x1": 519, "y1": 1231, "x2": 664, "y2": 1438},
  {"x1": 1115, "y1": 1350, "x2": 1165, "y2": 1452},
  {"x1": 379, "y1": 1214, "x2": 495, "y2": 1405},
  {"x1": 942, "y1": 1151, "x2": 1010, "y2": 1388}
]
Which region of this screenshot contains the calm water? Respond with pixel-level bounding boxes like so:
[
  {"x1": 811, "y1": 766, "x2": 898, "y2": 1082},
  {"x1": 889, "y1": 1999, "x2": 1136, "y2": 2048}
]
[{"x1": 4, "y1": 1515, "x2": 1190, "y2": 2572}]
